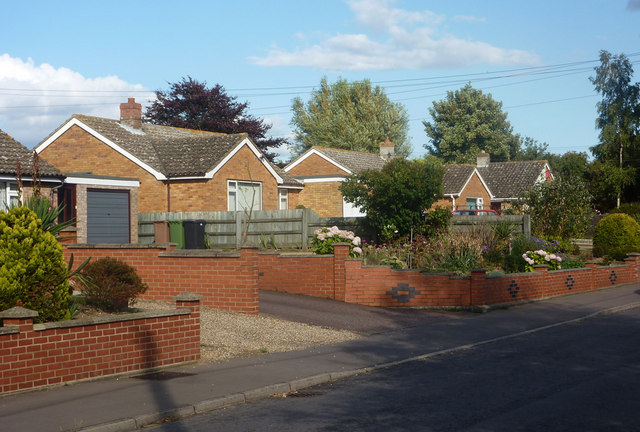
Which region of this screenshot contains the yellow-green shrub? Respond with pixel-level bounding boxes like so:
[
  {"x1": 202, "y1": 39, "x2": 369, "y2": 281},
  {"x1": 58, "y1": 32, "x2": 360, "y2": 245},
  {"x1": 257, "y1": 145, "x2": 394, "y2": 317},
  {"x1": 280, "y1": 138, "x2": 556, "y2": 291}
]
[
  {"x1": 0, "y1": 207, "x2": 70, "y2": 322},
  {"x1": 593, "y1": 213, "x2": 640, "y2": 260}
]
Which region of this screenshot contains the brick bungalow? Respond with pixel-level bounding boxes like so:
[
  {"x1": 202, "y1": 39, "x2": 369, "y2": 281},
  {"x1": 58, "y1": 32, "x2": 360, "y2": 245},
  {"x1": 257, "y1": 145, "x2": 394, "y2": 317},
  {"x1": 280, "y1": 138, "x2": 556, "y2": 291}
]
[
  {"x1": 284, "y1": 141, "x2": 394, "y2": 217},
  {"x1": 36, "y1": 98, "x2": 302, "y2": 216},
  {"x1": 0, "y1": 129, "x2": 64, "y2": 209},
  {"x1": 434, "y1": 151, "x2": 554, "y2": 212}
]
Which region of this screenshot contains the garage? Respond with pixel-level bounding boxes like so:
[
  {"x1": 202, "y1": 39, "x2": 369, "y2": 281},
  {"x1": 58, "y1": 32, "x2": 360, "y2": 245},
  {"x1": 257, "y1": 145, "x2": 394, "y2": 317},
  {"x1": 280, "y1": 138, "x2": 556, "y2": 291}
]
[{"x1": 87, "y1": 189, "x2": 131, "y2": 243}]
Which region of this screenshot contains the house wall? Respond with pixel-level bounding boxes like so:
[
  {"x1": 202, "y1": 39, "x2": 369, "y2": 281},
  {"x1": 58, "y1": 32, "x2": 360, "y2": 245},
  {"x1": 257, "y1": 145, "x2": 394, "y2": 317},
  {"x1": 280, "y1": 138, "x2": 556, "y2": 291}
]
[
  {"x1": 457, "y1": 172, "x2": 491, "y2": 210},
  {"x1": 297, "y1": 182, "x2": 344, "y2": 217},
  {"x1": 0, "y1": 296, "x2": 201, "y2": 395},
  {"x1": 287, "y1": 153, "x2": 350, "y2": 177},
  {"x1": 38, "y1": 125, "x2": 166, "y2": 212}
]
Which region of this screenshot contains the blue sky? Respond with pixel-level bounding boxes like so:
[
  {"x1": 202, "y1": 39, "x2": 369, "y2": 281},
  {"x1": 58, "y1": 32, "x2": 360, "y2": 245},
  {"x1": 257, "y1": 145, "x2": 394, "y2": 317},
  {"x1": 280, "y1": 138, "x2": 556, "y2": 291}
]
[{"x1": 1, "y1": 0, "x2": 639, "y2": 162}]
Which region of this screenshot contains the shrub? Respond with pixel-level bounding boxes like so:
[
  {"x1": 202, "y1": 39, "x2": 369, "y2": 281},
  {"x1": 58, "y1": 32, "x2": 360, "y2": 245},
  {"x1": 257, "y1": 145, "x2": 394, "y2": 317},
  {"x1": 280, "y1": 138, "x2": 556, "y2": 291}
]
[
  {"x1": 312, "y1": 226, "x2": 362, "y2": 257},
  {"x1": 593, "y1": 213, "x2": 640, "y2": 260},
  {"x1": 423, "y1": 207, "x2": 451, "y2": 238},
  {"x1": 80, "y1": 257, "x2": 148, "y2": 311},
  {"x1": 0, "y1": 207, "x2": 70, "y2": 322},
  {"x1": 503, "y1": 234, "x2": 539, "y2": 273}
]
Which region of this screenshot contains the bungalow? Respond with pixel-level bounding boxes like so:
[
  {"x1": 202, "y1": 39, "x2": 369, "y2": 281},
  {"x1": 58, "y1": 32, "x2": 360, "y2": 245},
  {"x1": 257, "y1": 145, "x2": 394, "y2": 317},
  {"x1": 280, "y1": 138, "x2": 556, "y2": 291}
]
[
  {"x1": 284, "y1": 141, "x2": 394, "y2": 217},
  {"x1": 0, "y1": 129, "x2": 64, "y2": 210},
  {"x1": 36, "y1": 98, "x2": 302, "y2": 217}
]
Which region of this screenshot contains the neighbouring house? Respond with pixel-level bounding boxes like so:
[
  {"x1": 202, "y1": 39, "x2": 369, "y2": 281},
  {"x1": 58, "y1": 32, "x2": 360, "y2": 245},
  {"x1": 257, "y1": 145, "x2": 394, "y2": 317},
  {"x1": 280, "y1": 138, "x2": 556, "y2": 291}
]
[
  {"x1": 36, "y1": 98, "x2": 303, "y2": 220},
  {"x1": 0, "y1": 129, "x2": 64, "y2": 210},
  {"x1": 284, "y1": 140, "x2": 394, "y2": 217},
  {"x1": 433, "y1": 151, "x2": 554, "y2": 212}
]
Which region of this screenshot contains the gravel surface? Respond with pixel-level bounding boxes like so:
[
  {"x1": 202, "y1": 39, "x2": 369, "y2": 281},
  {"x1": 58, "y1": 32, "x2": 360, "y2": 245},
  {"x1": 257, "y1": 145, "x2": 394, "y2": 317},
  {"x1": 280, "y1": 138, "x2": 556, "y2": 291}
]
[{"x1": 135, "y1": 300, "x2": 362, "y2": 362}]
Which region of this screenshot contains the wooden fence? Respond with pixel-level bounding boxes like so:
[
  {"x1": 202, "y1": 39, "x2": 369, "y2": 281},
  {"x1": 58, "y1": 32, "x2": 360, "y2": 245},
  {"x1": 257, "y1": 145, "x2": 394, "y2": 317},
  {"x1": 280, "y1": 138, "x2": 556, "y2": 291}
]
[
  {"x1": 139, "y1": 210, "x2": 530, "y2": 249},
  {"x1": 138, "y1": 209, "x2": 362, "y2": 249}
]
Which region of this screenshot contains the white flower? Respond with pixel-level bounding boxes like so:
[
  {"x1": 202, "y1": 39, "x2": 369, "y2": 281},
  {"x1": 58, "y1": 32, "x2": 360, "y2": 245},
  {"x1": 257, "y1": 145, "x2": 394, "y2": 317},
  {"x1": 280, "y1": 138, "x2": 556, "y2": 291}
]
[
  {"x1": 352, "y1": 236, "x2": 361, "y2": 246},
  {"x1": 549, "y1": 254, "x2": 557, "y2": 260},
  {"x1": 352, "y1": 247, "x2": 362, "y2": 255}
]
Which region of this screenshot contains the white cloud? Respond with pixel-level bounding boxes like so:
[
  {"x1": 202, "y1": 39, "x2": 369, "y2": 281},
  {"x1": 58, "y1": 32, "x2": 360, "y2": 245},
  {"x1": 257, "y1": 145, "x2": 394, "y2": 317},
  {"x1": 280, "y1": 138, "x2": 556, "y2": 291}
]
[
  {"x1": 249, "y1": 0, "x2": 539, "y2": 70},
  {"x1": 0, "y1": 54, "x2": 149, "y2": 148}
]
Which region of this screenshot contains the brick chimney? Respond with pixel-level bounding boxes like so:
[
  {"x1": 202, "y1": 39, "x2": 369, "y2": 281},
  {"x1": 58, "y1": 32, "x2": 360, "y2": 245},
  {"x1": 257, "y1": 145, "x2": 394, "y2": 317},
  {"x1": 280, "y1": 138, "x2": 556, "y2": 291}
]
[
  {"x1": 379, "y1": 139, "x2": 395, "y2": 161},
  {"x1": 477, "y1": 150, "x2": 490, "y2": 167},
  {"x1": 120, "y1": 98, "x2": 142, "y2": 129}
]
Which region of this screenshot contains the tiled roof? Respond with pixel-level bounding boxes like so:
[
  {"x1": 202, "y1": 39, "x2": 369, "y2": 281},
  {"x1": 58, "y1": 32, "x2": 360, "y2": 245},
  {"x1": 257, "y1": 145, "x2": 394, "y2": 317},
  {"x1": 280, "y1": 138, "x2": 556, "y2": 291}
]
[
  {"x1": 311, "y1": 146, "x2": 387, "y2": 173},
  {"x1": 42, "y1": 115, "x2": 300, "y2": 186},
  {"x1": 477, "y1": 161, "x2": 548, "y2": 199},
  {"x1": 443, "y1": 160, "x2": 549, "y2": 199},
  {"x1": 0, "y1": 129, "x2": 63, "y2": 177},
  {"x1": 442, "y1": 164, "x2": 476, "y2": 195}
]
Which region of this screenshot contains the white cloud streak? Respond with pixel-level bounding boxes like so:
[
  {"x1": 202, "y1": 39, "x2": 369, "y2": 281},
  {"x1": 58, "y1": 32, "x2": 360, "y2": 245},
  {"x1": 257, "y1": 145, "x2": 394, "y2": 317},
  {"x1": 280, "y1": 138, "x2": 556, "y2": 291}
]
[
  {"x1": 0, "y1": 54, "x2": 149, "y2": 148},
  {"x1": 250, "y1": 0, "x2": 539, "y2": 70}
]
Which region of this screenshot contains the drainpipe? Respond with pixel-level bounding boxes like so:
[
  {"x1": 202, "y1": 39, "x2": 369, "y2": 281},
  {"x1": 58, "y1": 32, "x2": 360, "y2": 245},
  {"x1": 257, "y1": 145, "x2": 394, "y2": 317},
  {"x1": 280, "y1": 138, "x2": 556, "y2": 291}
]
[{"x1": 166, "y1": 176, "x2": 171, "y2": 212}]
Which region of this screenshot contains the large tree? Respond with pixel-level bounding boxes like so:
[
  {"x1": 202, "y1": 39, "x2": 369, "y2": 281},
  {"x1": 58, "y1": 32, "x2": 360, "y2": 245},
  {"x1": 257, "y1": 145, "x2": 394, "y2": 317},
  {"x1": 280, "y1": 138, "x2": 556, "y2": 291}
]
[
  {"x1": 589, "y1": 50, "x2": 640, "y2": 207},
  {"x1": 290, "y1": 77, "x2": 411, "y2": 157},
  {"x1": 340, "y1": 158, "x2": 444, "y2": 240},
  {"x1": 144, "y1": 77, "x2": 286, "y2": 161},
  {"x1": 424, "y1": 84, "x2": 520, "y2": 164}
]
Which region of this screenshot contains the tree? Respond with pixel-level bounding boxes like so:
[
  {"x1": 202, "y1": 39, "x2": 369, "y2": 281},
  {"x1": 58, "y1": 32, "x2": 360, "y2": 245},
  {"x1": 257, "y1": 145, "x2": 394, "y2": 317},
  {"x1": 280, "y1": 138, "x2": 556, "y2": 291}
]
[
  {"x1": 512, "y1": 177, "x2": 594, "y2": 240},
  {"x1": 513, "y1": 136, "x2": 551, "y2": 161},
  {"x1": 589, "y1": 50, "x2": 640, "y2": 207},
  {"x1": 340, "y1": 158, "x2": 444, "y2": 240},
  {"x1": 291, "y1": 77, "x2": 411, "y2": 157},
  {"x1": 424, "y1": 83, "x2": 520, "y2": 163},
  {"x1": 144, "y1": 77, "x2": 286, "y2": 161}
]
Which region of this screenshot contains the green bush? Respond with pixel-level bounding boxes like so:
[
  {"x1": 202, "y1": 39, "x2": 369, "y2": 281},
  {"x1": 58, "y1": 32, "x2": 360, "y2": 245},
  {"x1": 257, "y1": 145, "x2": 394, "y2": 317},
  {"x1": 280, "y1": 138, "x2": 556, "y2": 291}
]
[
  {"x1": 593, "y1": 213, "x2": 640, "y2": 260},
  {"x1": 0, "y1": 207, "x2": 70, "y2": 322},
  {"x1": 423, "y1": 207, "x2": 451, "y2": 238},
  {"x1": 80, "y1": 257, "x2": 148, "y2": 312},
  {"x1": 610, "y1": 202, "x2": 640, "y2": 217}
]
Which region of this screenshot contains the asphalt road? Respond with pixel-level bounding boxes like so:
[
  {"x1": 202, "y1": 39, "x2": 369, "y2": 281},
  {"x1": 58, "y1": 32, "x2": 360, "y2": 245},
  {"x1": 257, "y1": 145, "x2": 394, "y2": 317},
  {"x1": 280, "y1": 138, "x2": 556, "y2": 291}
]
[{"x1": 148, "y1": 306, "x2": 640, "y2": 432}]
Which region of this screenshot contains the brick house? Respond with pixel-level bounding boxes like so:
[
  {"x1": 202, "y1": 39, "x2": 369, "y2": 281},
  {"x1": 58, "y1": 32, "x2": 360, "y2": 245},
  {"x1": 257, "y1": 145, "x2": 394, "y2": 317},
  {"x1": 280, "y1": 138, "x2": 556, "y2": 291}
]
[
  {"x1": 36, "y1": 98, "x2": 302, "y2": 217},
  {"x1": 0, "y1": 129, "x2": 64, "y2": 210},
  {"x1": 434, "y1": 151, "x2": 554, "y2": 212},
  {"x1": 284, "y1": 141, "x2": 394, "y2": 217}
]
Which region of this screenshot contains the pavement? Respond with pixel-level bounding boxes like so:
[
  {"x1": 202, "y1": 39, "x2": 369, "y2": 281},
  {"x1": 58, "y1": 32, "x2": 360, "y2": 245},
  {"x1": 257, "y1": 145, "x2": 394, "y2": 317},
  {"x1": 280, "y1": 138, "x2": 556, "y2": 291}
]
[{"x1": 2, "y1": 284, "x2": 640, "y2": 432}]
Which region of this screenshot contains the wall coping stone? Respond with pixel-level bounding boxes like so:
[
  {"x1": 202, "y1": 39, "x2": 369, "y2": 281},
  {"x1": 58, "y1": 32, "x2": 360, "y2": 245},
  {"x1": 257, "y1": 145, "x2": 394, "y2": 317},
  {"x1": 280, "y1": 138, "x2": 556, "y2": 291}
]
[
  {"x1": 174, "y1": 292, "x2": 204, "y2": 302},
  {"x1": 33, "y1": 309, "x2": 190, "y2": 331},
  {"x1": 159, "y1": 249, "x2": 241, "y2": 258},
  {"x1": 66, "y1": 243, "x2": 172, "y2": 250},
  {"x1": 0, "y1": 306, "x2": 39, "y2": 319}
]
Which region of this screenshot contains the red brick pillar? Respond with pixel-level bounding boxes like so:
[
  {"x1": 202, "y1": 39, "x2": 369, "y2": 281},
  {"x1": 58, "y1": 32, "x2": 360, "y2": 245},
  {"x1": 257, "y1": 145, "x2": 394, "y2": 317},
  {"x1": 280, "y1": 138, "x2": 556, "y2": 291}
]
[
  {"x1": 470, "y1": 269, "x2": 486, "y2": 306},
  {"x1": 174, "y1": 292, "x2": 203, "y2": 361},
  {"x1": 239, "y1": 247, "x2": 260, "y2": 315},
  {"x1": 333, "y1": 243, "x2": 350, "y2": 302},
  {"x1": 625, "y1": 253, "x2": 640, "y2": 282},
  {"x1": 534, "y1": 264, "x2": 549, "y2": 274},
  {"x1": 0, "y1": 306, "x2": 38, "y2": 332}
]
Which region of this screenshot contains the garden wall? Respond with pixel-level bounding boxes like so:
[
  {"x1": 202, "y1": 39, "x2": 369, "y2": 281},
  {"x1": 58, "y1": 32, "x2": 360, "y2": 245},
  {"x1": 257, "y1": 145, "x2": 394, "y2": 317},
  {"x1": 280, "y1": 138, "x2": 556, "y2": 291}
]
[
  {"x1": 0, "y1": 294, "x2": 201, "y2": 395},
  {"x1": 63, "y1": 244, "x2": 259, "y2": 314}
]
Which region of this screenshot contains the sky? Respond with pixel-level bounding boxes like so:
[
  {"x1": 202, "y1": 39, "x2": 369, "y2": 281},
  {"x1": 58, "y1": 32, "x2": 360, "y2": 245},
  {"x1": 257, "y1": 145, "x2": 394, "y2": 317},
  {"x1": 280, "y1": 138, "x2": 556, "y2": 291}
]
[{"x1": 0, "y1": 0, "x2": 639, "y2": 163}]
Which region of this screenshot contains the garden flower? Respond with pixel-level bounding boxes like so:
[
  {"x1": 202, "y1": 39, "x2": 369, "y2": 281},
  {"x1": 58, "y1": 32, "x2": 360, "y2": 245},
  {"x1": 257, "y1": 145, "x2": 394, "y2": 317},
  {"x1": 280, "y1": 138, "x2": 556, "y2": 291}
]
[{"x1": 353, "y1": 247, "x2": 362, "y2": 255}]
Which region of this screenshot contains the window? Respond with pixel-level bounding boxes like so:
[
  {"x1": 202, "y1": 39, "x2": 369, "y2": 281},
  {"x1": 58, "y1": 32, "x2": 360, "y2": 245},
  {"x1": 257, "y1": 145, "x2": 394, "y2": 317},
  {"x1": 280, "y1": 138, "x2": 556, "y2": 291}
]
[
  {"x1": 466, "y1": 197, "x2": 484, "y2": 210},
  {"x1": 228, "y1": 181, "x2": 262, "y2": 212},
  {"x1": 0, "y1": 182, "x2": 20, "y2": 210},
  {"x1": 279, "y1": 189, "x2": 288, "y2": 210},
  {"x1": 58, "y1": 185, "x2": 76, "y2": 224}
]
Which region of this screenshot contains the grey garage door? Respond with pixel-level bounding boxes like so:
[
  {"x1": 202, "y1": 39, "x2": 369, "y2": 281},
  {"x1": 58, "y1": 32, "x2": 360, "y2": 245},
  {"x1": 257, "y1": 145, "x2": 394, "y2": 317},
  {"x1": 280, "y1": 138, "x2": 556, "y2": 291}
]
[{"x1": 87, "y1": 189, "x2": 130, "y2": 243}]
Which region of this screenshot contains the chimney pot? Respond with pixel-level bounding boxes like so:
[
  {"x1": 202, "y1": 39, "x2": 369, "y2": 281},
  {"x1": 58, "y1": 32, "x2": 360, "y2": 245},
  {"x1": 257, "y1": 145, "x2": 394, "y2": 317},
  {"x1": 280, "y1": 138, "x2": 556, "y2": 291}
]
[
  {"x1": 477, "y1": 150, "x2": 490, "y2": 168},
  {"x1": 379, "y1": 139, "x2": 395, "y2": 161},
  {"x1": 120, "y1": 98, "x2": 142, "y2": 129}
]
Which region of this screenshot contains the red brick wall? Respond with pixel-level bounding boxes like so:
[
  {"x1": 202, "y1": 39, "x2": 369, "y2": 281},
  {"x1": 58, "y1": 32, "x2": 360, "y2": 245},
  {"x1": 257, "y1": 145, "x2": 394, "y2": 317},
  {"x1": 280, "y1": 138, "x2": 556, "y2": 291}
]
[
  {"x1": 258, "y1": 252, "x2": 337, "y2": 299},
  {"x1": 287, "y1": 153, "x2": 349, "y2": 177},
  {"x1": 63, "y1": 245, "x2": 260, "y2": 314},
  {"x1": 0, "y1": 297, "x2": 200, "y2": 395}
]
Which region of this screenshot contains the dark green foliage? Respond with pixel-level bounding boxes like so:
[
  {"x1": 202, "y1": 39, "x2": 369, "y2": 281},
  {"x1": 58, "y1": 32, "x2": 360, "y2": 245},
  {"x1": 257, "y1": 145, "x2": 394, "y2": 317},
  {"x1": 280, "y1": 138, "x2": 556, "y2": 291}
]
[
  {"x1": 423, "y1": 207, "x2": 452, "y2": 238},
  {"x1": 513, "y1": 177, "x2": 594, "y2": 240},
  {"x1": 144, "y1": 77, "x2": 286, "y2": 161},
  {"x1": 0, "y1": 207, "x2": 70, "y2": 322},
  {"x1": 503, "y1": 234, "x2": 539, "y2": 273},
  {"x1": 22, "y1": 195, "x2": 74, "y2": 238},
  {"x1": 593, "y1": 213, "x2": 640, "y2": 260},
  {"x1": 424, "y1": 83, "x2": 520, "y2": 163},
  {"x1": 610, "y1": 202, "x2": 640, "y2": 217},
  {"x1": 340, "y1": 158, "x2": 444, "y2": 241},
  {"x1": 291, "y1": 77, "x2": 411, "y2": 157},
  {"x1": 80, "y1": 257, "x2": 148, "y2": 312}
]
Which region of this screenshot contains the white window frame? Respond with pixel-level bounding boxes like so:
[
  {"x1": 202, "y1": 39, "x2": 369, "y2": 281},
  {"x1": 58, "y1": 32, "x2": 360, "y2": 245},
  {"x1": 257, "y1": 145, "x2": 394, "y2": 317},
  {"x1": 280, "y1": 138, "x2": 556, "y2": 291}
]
[
  {"x1": 278, "y1": 189, "x2": 288, "y2": 210},
  {"x1": 227, "y1": 180, "x2": 262, "y2": 212},
  {"x1": 0, "y1": 182, "x2": 20, "y2": 210},
  {"x1": 466, "y1": 197, "x2": 483, "y2": 210}
]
